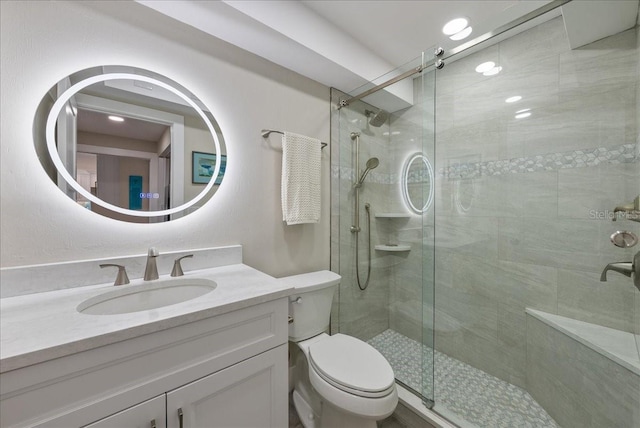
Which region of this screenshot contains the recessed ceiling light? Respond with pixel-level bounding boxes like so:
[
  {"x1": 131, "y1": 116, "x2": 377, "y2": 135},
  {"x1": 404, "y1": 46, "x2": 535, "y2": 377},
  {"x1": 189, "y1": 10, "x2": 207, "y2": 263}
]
[
  {"x1": 483, "y1": 66, "x2": 503, "y2": 76},
  {"x1": 442, "y1": 18, "x2": 469, "y2": 36},
  {"x1": 475, "y1": 61, "x2": 495, "y2": 73},
  {"x1": 450, "y1": 26, "x2": 473, "y2": 41},
  {"x1": 108, "y1": 115, "x2": 124, "y2": 122},
  {"x1": 516, "y1": 108, "x2": 531, "y2": 114},
  {"x1": 505, "y1": 96, "x2": 522, "y2": 103},
  {"x1": 515, "y1": 112, "x2": 531, "y2": 119}
]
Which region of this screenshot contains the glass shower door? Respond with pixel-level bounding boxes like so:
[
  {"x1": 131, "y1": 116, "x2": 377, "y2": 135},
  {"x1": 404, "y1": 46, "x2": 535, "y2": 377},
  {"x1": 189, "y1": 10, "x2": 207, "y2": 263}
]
[
  {"x1": 420, "y1": 65, "x2": 436, "y2": 407},
  {"x1": 329, "y1": 50, "x2": 437, "y2": 407}
]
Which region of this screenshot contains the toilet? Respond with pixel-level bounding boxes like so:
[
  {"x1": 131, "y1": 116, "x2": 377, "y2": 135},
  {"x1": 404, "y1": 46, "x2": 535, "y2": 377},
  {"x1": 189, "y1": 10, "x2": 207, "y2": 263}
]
[{"x1": 281, "y1": 270, "x2": 398, "y2": 428}]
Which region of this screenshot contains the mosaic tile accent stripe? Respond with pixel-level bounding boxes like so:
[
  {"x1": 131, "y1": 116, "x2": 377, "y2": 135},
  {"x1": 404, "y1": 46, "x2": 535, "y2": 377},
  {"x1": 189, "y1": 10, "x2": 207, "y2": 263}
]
[
  {"x1": 440, "y1": 143, "x2": 638, "y2": 181},
  {"x1": 333, "y1": 143, "x2": 638, "y2": 183},
  {"x1": 331, "y1": 165, "x2": 391, "y2": 184},
  {"x1": 330, "y1": 167, "x2": 424, "y2": 185},
  {"x1": 368, "y1": 330, "x2": 559, "y2": 428}
]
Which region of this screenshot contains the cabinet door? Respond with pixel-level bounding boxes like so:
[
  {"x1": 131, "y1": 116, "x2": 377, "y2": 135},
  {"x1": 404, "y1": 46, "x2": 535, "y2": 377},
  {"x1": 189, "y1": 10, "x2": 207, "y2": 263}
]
[
  {"x1": 83, "y1": 395, "x2": 166, "y2": 428},
  {"x1": 166, "y1": 345, "x2": 287, "y2": 428}
]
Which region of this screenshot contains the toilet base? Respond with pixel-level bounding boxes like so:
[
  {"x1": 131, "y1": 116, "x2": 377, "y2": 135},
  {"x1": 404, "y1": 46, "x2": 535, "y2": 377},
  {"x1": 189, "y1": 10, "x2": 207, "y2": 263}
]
[
  {"x1": 293, "y1": 388, "x2": 377, "y2": 428},
  {"x1": 320, "y1": 401, "x2": 378, "y2": 428},
  {"x1": 293, "y1": 389, "x2": 318, "y2": 428}
]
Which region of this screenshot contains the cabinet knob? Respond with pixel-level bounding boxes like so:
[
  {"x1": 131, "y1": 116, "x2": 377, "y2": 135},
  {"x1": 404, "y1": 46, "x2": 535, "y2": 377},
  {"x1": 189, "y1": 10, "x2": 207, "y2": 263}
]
[{"x1": 150, "y1": 419, "x2": 156, "y2": 428}]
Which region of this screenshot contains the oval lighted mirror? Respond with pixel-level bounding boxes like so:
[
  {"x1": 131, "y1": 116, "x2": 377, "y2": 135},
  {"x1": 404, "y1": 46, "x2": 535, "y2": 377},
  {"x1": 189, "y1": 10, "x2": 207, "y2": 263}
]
[
  {"x1": 33, "y1": 66, "x2": 226, "y2": 223},
  {"x1": 401, "y1": 152, "x2": 434, "y2": 214}
]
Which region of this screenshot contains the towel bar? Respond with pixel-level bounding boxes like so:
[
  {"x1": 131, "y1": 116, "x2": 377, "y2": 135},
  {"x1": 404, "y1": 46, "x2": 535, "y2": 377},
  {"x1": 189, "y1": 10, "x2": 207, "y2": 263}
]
[{"x1": 261, "y1": 129, "x2": 327, "y2": 149}]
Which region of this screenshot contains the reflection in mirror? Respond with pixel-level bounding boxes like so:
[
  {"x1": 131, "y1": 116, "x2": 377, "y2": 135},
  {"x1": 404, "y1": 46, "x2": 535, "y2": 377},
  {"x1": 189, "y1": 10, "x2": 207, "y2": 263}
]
[
  {"x1": 33, "y1": 66, "x2": 226, "y2": 223},
  {"x1": 401, "y1": 152, "x2": 434, "y2": 214}
]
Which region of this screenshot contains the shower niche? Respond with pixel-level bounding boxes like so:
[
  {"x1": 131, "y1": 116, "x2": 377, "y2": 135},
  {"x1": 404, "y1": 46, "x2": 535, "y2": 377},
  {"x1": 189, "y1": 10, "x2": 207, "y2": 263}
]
[{"x1": 374, "y1": 215, "x2": 412, "y2": 253}]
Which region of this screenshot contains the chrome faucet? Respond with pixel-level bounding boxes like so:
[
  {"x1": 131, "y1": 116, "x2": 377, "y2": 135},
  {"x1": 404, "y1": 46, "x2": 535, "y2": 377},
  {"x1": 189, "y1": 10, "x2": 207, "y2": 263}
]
[
  {"x1": 144, "y1": 247, "x2": 159, "y2": 281},
  {"x1": 171, "y1": 254, "x2": 193, "y2": 277},
  {"x1": 612, "y1": 195, "x2": 640, "y2": 222},
  {"x1": 600, "y1": 251, "x2": 640, "y2": 291},
  {"x1": 100, "y1": 263, "x2": 130, "y2": 286}
]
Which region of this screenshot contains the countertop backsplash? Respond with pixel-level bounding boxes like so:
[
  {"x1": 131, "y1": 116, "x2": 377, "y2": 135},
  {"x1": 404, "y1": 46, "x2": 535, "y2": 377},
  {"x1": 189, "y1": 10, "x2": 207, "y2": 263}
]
[{"x1": 0, "y1": 245, "x2": 243, "y2": 298}]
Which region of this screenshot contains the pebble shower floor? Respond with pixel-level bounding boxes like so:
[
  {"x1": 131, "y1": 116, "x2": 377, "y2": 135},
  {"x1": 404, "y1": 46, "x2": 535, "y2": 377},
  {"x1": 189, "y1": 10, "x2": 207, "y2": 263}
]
[{"x1": 368, "y1": 330, "x2": 559, "y2": 428}]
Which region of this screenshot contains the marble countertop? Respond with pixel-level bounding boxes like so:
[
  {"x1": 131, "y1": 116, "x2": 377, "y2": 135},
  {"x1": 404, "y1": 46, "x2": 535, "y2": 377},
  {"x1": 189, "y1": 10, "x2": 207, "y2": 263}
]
[{"x1": 0, "y1": 264, "x2": 293, "y2": 373}]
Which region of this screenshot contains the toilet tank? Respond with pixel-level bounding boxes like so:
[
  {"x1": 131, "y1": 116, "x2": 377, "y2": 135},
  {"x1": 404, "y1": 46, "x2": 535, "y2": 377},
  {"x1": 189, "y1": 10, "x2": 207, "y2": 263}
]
[{"x1": 279, "y1": 270, "x2": 341, "y2": 342}]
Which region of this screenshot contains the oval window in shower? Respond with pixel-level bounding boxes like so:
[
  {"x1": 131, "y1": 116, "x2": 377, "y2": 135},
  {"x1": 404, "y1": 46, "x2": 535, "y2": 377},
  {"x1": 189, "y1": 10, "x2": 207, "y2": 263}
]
[{"x1": 401, "y1": 152, "x2": 434, "y2": 214}]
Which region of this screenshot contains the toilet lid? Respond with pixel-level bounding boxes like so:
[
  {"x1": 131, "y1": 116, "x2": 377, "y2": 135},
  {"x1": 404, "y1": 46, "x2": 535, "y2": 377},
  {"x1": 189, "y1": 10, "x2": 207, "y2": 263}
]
[{"x1": 308, "y1": 334, "x2": 395, "y2": 394}]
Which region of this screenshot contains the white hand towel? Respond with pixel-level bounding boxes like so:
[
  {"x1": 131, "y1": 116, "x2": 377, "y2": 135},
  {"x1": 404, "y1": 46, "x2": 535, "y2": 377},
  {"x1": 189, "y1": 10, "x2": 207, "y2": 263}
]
[{"x1": 281, "y1": 131, "x2": 321, "y2": 225}]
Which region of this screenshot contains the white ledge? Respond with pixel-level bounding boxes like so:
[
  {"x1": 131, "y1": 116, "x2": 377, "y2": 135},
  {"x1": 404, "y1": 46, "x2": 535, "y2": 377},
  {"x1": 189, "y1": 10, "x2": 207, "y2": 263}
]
[{"x1": 526, "y1": 308, "x2": 640, "y2": 376}]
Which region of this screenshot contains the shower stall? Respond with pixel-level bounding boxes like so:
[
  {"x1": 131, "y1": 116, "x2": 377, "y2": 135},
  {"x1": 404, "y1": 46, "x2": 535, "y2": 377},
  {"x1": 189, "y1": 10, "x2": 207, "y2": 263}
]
[{"x1": 330, "y1": 2, "x2": 640, "y2": 427}]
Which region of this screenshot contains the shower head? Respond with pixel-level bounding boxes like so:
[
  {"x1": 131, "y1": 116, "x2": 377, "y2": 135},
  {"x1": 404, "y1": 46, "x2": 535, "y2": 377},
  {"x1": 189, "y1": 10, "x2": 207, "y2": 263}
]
[
  {"x1": 355, "y1": 157, "x2": 379, "y2": 187},
  {"x1": 365, "y1": 109, "x2": 389, "y2": 127},
  {"x1": 365, "y1": 157, "x2": 380, "y2": 170}
]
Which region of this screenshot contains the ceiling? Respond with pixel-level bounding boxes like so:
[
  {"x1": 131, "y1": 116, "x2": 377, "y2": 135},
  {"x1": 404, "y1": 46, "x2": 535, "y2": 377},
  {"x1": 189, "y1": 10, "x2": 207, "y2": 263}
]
[
  {"x1": 136, "y1": 0, "x2": 638, "y2": 109},
  {"x1": 77, "y1": 109, "x2": 168, "y2": 142},
  {"x1": 137, "y1": 1, "x2": 552, "y2": 90},
  {"x1": 300, "y1": 0, "x2": 529, "y2": 67}
]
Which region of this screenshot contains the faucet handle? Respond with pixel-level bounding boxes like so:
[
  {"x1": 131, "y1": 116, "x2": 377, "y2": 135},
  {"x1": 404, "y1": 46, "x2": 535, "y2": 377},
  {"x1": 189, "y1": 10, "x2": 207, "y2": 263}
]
[
  {"x1": 100, "y1": 264, "x2": 130, "y2": 286},
  {"x1": 171, "y1": 254, "x2": 193, "y2": 277}
]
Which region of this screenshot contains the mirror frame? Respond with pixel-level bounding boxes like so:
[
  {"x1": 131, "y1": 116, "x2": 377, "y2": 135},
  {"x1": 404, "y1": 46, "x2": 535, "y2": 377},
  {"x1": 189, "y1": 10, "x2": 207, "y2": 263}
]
[
  {"x1": 401, "y1": 152, "x2": 434, "y2": 214},
  {"x1": 41, "y1": 66, "x2": 223, "y2": 219}
]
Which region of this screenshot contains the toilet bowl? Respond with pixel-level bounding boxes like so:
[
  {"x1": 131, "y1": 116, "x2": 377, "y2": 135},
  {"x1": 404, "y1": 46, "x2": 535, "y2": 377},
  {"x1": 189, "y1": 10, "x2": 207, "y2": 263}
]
[{"x1": 281, "y1": 271, "x2": 398, "y2": 428}]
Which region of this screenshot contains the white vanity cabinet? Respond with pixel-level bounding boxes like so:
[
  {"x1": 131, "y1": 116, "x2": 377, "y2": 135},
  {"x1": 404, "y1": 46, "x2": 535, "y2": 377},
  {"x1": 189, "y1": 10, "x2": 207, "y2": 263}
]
[
  {"x1": 84, "y1": 395, "x2": 166, "y2": 428},
  {"x1": 0, "y1": 298, "x2": 289, "y2": 428},
  {"x1": 166, "y1": 345, "x2": 286, "y2": 428}
]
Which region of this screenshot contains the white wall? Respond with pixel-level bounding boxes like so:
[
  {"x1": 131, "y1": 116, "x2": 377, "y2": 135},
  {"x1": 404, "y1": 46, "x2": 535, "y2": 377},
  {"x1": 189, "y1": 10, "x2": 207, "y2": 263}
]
[{"x1": 0, "y1": 1, "x2": 330, "y2": 281}]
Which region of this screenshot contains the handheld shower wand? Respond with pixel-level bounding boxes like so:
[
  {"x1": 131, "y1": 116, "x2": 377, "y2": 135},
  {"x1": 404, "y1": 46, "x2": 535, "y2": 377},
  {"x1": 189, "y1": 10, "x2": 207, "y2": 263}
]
[
  {"x1": 354, "y1": 157, "x2": 379, "y2": 188},
  {"x1": 350, "y1": 132, "x2": 379, "y2": 291}
]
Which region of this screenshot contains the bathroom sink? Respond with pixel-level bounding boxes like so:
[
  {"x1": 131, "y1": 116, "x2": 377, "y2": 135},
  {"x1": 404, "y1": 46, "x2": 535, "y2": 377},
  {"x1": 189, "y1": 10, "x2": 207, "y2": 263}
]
[{"x1": 77, "y1": 278, "x2": 217, "y2": 315}]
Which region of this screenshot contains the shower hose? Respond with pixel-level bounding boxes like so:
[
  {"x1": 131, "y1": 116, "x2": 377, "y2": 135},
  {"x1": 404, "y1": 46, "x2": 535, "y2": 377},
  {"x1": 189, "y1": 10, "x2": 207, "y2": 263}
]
[{"x1": 355, "y1": 203, "x2": 372, "y2": 290}]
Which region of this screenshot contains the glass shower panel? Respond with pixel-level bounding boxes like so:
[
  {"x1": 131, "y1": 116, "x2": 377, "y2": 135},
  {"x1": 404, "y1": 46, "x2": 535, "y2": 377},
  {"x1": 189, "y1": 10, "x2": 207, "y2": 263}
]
[
  {"x1": 432, "y1": 11, "x2": 639, "y2": 428},
  {"x1": 420, "y1": 67, "x2": 436, "y2": 406},
  {"x1": 330, "y1": 50, "x2": 437, "y2": 405}
]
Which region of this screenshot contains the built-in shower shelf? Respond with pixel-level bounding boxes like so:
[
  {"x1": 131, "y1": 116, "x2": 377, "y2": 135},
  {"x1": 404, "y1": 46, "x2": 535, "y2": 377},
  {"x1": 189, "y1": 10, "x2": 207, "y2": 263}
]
[
  {"x1": 375, "y1": 244, "x2": 411, "y2": 252},
  {"x1": 375, "y1": 213, "x2": 411, "y2": 219}
]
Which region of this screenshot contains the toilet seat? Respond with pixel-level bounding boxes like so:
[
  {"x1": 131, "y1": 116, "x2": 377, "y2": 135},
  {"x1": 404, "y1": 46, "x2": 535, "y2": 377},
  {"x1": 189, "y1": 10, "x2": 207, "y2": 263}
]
[{"x1": 308, "y1": 334, "x2": 395, "y2": 398}]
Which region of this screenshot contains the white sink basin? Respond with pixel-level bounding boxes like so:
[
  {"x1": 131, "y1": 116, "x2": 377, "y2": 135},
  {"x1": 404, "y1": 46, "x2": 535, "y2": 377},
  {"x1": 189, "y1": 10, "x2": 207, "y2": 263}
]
[{"x1": 77, "y1": 278, "x2": 217, "y2": 315}]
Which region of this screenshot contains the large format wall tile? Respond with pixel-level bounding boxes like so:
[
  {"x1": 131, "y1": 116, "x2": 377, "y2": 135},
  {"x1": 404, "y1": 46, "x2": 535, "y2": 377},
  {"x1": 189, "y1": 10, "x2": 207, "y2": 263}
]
[
  {"x1": 557, "y1": 268, "x2": 636, "y2": 333},
  {"x1": 526, "y1": 314, "x2": 640, "y2": 428},
  {"x1": 499, "y1": 17, "x2": 569, "y2": 70},
  {"x1": 558, "y1": 162, "x2": 638, "y2": 219},
  {"x1": 497, "y1": 217, "x2": 603, "y2": 272},
  {"x1": 433, "y1": 15, "x2": 640, "y2": 409},
  {"x1": 452, "y1": 255, "x2": 558, "y2": 313}
]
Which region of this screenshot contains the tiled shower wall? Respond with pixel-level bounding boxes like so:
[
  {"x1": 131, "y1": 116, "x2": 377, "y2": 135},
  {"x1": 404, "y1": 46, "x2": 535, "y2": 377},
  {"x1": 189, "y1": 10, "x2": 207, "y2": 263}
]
[
  {"x1": 330, "y1": 83, "x2": 432, "y2": 345},
  {"x1": 331, "y1": 14, "x2": 639, "y2": 396},
  {"x1": 330, "y1": 90, "x2": 393, "y2": 341},
  {"x1": 433, "y1": 16, "x2": 640, "y2": 388}
]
